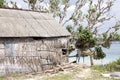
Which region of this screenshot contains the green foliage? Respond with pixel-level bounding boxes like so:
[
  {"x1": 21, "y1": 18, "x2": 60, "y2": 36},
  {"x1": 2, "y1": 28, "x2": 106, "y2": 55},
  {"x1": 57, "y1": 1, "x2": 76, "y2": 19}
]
[
  {"x1": 89, "y1": 8, "x2": 96, "y2": 13},
  {"x1": 50, "y1": 0, "x2": 60, "y2": 12},
  {"x1": 112, "y1": 33, "x2": 120, "y2": 41},
  {"x1": 28, "y1": 0, "x2": 37, "y2": 10},
  {"x1": 93, "y1": 47, "x2": 106, "y2": 60},
  {"x1": 0, "y1": 0, "x2": 5, "y2": 8},
  {"x1": 92, "y1": 65, "x2": 106, "y2": 72},
  {"x1": 104, "y1": 58, "x2": 120, "y2": 71},
  {"x1": 75, "y1": 26, "x2": 97, "y2": 50},
  {"x1": 23, "y1": 0, "x2": 42, "y2": 10},
  {"x1": 0, "y1": 77, "x2": 5, "y2": 80},
  {"x1": 28, "y1": 0, "x2": 36, "y2": 4},
  {"x1": 103, "y1": 33, "x2": 108, "y2": 41},
  {"x1": 61, "y1": 0, "x2": 69, "y2": 4},
  {"x1": 92, "y1": 58, "x2": 120, "y2": 72},
  {"x1": 66, "y1": 25, "x2": 73, "y2": 33}
]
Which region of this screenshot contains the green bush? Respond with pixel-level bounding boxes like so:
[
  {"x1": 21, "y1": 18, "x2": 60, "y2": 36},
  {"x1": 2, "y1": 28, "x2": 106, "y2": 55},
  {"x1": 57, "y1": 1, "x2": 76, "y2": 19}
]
[
  {"x1": 92, "y1": 58, "x2": 120, "y2": 72},
  {"x1": 104, "y1": 58, "x2": 120, "y2": 71},
  {"x1": 94, "y1": 47, "x2": 106, "y2": 60}
]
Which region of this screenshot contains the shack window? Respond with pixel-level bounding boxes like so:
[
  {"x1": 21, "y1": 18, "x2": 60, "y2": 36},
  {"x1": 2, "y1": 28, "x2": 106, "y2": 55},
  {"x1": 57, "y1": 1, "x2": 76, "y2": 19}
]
[{"x1": 62, "y1": 49, "x2": 67, "y2": 55}]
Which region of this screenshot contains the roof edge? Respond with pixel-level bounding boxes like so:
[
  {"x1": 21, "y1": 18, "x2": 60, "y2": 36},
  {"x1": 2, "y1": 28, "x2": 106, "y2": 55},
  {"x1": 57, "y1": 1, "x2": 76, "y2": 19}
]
[
  {"x1": 0, "y1": 36, "x2": 70, "y2": 38},
  {"x1": 0, "y1": 7, "x2": 47, "y2": 13}
]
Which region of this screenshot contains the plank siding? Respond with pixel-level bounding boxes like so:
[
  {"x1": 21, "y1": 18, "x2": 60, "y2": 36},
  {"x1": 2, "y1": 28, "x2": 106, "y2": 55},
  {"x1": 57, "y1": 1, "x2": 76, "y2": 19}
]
[{"x1": 0, "y1": 38, "x2": 68, "y2": 76}]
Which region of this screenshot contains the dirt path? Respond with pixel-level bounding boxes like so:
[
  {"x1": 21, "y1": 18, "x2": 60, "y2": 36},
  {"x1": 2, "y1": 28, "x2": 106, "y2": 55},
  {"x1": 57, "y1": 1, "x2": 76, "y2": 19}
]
[{"x1": 6, "y1": 64, "x2": 92, "y2": 80}]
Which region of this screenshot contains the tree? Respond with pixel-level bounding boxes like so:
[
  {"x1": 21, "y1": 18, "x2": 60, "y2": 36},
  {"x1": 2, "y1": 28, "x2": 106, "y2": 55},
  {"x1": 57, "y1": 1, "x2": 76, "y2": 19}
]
[
  {"x1": 75, "y1": 26, "x2": 97, "y2": 65},
  {"x1": 23, "y1": 0, "x2": 120, "y2": 66},
  {"x1": 23, "y1": 0, "x2": 44, "y2": 10},
  {"x1": 0, "y1": 0, "x2": 20, "y2": 9},
  {"x1": 48, "y1": 0, "x2": 120, "y2": 66}
]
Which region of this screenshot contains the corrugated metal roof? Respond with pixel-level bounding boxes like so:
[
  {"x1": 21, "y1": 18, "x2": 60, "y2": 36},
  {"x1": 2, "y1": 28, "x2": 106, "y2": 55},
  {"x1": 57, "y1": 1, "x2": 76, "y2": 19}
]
[{"x1": 0, "y1": 8, "x2": 70, "y2": 37}]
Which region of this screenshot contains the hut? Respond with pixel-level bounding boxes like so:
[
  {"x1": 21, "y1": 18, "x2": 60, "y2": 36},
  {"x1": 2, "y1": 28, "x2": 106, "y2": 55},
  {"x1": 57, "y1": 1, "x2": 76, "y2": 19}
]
[{"x1": 0, "y1": 8, "x2": 70, "y2": 76}]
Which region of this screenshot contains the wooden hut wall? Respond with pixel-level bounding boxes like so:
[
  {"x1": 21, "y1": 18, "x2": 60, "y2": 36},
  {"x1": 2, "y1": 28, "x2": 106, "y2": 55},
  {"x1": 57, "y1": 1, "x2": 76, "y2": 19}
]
[{"x1": 0, "y1": 37, "x2": 68, "y2": 76}]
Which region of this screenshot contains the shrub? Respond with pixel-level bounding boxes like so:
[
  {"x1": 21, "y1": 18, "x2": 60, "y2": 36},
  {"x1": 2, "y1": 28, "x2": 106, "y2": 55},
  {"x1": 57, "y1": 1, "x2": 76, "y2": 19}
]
[
  {"x1": 104, "y1": 58, "x2": 120, "y2": 71},
  {"x1": 92, "y1": 58, "x2": 120, "y2": 72}
]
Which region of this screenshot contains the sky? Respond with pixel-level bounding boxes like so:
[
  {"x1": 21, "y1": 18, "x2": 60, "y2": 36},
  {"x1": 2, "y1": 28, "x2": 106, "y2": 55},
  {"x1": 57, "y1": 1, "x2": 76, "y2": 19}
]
[
  {"x1": 6, "y1": 0, "x2": 120, "y2": 18},
  {"x1": 6, "y1": 0, "x2": 120, "y2": 33}
]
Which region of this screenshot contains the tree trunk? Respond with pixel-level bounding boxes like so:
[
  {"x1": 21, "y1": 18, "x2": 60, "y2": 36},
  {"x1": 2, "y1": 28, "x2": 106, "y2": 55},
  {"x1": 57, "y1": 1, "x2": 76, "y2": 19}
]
[
  {"x1": 83, "y1": 56, "x2": 85, "y2": 63},
  {"x1": 90, "y1": 55, "x2": 94, "y2": 66}
]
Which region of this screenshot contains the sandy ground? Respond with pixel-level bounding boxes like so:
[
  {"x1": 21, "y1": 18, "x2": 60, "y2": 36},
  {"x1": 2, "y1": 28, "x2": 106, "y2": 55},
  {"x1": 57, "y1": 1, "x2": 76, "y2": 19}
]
[
  {"x1": 5, "y1": 64, "x2": 92, "y2": 80},
  {"x1": 4, "y1": 64, "x2": 118, "y2": 80}
]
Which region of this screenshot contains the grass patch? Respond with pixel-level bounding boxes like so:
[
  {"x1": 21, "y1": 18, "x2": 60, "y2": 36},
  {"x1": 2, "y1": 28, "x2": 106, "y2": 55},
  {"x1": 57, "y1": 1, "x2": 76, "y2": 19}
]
[
  {"x1": 11, "y1": 73, "x2": 21, "y2": 77},
  {"x1": 72, "y1": 66, "x2": 82, "y2": 73},
  {"x1": 43, "y1": 73, "x2": 73, "y2": 80},
  {"x1": 0, "y1": 77, "x2": 5, "y2": 80},
  {"x1": 104, "y1": 58, "x2": 120, "y2": 71},
  {"x1": 92, "y1": 58, "x2": 120, "y2": 72},
  {"x1": 87, "y1": 69, "x2": 118, "y2": 80},
  {"x1": 91, "y1": 65, "x2": 106, "y2": 72}
]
